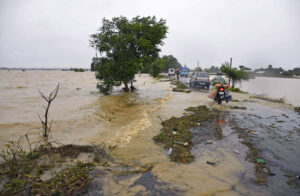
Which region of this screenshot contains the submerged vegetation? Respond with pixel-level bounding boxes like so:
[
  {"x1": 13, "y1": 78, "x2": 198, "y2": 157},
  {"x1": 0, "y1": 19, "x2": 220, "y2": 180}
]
[{"x1": 153, "y1": 105, "x2": 218, "y2": 163}]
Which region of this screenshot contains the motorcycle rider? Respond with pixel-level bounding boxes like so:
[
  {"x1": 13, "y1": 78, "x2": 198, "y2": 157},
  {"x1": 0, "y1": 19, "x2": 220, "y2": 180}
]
[
  {"x1": 209, "y1": 71, "x2": 228, "y2": 100},
  {"x1": 211, "y1": 71, "x2": 226, "y2": 86}
]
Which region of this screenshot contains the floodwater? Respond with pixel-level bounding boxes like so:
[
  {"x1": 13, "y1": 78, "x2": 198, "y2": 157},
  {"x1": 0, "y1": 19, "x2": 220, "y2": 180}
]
[
  {"x1": 0, "y1": 70, "x2": 299, "y2": 195},
  {"x1": 238, "y1": 77, "x2": 300, "y2": 106}
]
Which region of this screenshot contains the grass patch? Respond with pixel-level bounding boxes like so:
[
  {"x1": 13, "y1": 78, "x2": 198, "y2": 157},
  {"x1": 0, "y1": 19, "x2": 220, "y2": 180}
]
[
  {"x1": 252, "y1": 95, "x2": 284, "y2": 103},
  {"x1": 228, "y1": 88, "x2": 247, "y2": 94},
  {"x1": 153, "y1": 105, "x2": 217, "y2": 163}
]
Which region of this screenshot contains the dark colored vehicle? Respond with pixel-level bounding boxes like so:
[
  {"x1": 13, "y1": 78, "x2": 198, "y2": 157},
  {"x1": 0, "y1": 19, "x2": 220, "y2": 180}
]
[
  {"x1": 214, "y1": 84, "x2": 232, "y2": 104},
  {"x1": 189, "y1": 72, "x2": 210, "y2": 89}
]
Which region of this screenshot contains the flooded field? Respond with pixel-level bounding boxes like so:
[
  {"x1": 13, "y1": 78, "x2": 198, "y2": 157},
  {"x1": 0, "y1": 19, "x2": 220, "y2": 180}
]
[
  {"x1": 0, "y1": 70, "x2": 300, "y2": 195},
  {"x1": 238, "y1": 77, "x2": 300, "y2": 106}
]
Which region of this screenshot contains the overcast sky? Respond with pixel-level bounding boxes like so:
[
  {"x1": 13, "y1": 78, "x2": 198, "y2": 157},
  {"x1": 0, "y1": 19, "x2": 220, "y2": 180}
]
[{"x1": 0, "y1": 0, "x2": 299, "y2": 69}]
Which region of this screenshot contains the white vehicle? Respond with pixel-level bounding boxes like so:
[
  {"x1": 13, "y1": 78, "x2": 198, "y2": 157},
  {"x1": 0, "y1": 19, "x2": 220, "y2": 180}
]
[{"x1": 168, "y1": 68, "x2": 175, "y2": 76}]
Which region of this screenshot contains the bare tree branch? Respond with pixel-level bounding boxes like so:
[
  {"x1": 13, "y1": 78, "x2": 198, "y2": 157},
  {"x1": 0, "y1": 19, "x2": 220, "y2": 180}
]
[{"x1": 37, "y1": 84, "x2": 59, "y2": 138}]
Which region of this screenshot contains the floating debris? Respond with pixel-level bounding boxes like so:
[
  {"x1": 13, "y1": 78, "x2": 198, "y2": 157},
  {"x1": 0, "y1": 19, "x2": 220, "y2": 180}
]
[
  {"x1": 255, "y1": 158, "x2": 266, "y2": 164},
  {"x1": 233, "y1": 149, "x2": 240, "y2": 154},
  {"x1": 230, "y1": 106, "x2": 247, "y2": 110},
  {"x1": 206, "y1": 161, "x2": 216, "y2": 166}
]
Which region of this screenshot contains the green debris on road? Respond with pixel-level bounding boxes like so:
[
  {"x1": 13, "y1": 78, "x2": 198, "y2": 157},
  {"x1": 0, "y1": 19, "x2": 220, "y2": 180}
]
[{"x1": 153, "y1": 105, "x2": 217, "y2": 163}]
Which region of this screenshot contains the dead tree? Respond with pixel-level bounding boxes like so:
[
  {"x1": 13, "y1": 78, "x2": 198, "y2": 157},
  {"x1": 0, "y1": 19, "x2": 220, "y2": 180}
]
[{"x1": 37, "y1": 84, "x2": 59, "y2": 138}]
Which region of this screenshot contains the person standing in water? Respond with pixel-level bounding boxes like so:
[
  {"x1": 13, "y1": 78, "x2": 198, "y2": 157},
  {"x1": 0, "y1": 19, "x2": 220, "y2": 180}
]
[{"x1": 175, "y1": 68, "x2": 180, "y2": 80}]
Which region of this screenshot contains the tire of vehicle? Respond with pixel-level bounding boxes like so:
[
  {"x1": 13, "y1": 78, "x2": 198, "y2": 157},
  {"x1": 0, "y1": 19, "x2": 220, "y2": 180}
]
[
  {"x1": 218, "y1": 98, "x2": 222, "y2": 105},
  {"x1": 206, "y1": 85, "x2": 210, "y2": 89}
]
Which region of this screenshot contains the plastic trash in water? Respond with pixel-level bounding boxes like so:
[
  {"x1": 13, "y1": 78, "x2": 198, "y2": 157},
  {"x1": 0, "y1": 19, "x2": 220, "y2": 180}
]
[
  {"x1": 255, "y1": 158, "x2": 266, "y2": 164},
  {"x1": 174, "y1": 140, "x2": 186, "y2": 145},
  {"x1": 167, "y1": 148, "x2": 173, "y2": 156},
  {"x1": 234, "y1": 149, "x2": 240, "y2": 154}
]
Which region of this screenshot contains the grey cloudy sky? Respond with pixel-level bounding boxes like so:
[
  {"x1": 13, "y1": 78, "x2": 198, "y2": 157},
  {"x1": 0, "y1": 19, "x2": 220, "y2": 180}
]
[{"x1": 0, "y1": 0, "x2": 299, "y2": 69}]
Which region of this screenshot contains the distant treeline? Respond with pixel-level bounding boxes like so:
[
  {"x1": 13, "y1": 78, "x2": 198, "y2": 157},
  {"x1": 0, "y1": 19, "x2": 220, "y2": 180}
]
[
  {"x1": 194, "y1": 64, "x2": 300, "y2": 78},
  {"x1": 254, "y1": 65, "x2": 300, "y2": 77},
  {"x1": 69, "y1": 68, "x2": 86, "y2": 72}
]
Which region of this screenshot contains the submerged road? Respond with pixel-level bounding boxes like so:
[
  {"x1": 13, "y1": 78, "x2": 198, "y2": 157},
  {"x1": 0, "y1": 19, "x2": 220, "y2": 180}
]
[{"x1": 174, "y1": 75, "x2": 300, "y2": 195}]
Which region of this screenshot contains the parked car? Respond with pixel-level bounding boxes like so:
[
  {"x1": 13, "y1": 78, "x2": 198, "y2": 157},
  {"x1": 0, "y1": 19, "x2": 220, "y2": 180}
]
[
  {"x1": 189, "y1": 72, "x2": 210, "y2": 89},
  {"x1": 168, "y1": 68, "x2": 175, "y2": 76}
]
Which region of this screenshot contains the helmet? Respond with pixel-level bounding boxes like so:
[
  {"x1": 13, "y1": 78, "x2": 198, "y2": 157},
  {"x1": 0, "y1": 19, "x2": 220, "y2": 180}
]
[{"x1": 217, "y1": 71, "x2": 222, "y2": 76}]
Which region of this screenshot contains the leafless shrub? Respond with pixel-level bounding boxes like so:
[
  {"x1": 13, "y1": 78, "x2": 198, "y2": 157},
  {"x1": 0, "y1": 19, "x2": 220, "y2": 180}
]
[{"x1": 37, "y1": 84, "x2": 59, "y2": 138}]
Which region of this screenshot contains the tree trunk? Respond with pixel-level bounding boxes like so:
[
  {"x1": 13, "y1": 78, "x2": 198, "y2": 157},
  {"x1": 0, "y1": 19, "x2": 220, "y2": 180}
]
[
  {"x1": 130, "y1": 80, "x2": 136, "y2": 92},
  {"x1": 124, "y1": 82, "x2": 129, "y2": 92},
  {"x1": 232, "y1": 80, "x2": 236, "y2": 88},
  {"x1": 229, "y1": 58, "x2": 232, "y2": 85}
]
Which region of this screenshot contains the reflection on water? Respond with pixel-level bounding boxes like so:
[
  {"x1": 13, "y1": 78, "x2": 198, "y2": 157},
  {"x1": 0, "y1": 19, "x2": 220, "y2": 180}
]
[{"x1": 238, "y1": 77, "x2": 300, "y2": 106}]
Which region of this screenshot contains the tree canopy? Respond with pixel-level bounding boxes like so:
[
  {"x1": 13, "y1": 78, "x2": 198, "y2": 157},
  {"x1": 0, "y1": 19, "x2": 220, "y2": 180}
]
[
  {"x1": 220, "y1": 62, "x2": 249, "y2": 88},
  {"x1": 161, "y1": 55, "x2": 182, "y2": 72},
  {"x1": 90, "y1": 16, "x2": 168, "y2": 94}
]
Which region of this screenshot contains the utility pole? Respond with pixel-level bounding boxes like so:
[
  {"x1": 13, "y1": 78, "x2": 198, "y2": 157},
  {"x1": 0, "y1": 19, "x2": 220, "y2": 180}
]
[{"x1": 229, "y1": 58, "x2": 232, "y2": 86}]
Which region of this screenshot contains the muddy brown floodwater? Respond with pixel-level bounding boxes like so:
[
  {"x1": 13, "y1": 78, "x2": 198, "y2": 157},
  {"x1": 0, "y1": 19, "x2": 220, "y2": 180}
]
[{"x1": 0, "y1": 70, "x2": 299, "y2": 195}]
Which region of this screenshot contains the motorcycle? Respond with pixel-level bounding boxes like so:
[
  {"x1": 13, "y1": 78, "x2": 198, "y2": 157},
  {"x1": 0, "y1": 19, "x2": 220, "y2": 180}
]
[{"x1": 214, "y1": 84, "x2": 232, "y2": 104}]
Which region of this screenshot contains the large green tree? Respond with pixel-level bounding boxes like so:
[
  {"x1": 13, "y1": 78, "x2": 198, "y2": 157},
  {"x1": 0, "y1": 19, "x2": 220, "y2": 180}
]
[
  {"x1": 149, "y1": 58, "x2": 166, "y2": 77},
  {"x1": 90, "y1": 16, "x2": 168, "y2": 94}
]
